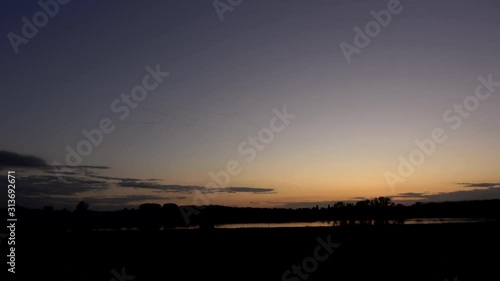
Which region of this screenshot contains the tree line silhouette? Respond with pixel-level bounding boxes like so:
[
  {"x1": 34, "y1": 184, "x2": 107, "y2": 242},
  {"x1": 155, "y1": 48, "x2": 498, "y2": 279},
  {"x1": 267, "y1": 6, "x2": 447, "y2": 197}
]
[{"x1": 6, "y1": 197, "x2": 500, "y2": 232}]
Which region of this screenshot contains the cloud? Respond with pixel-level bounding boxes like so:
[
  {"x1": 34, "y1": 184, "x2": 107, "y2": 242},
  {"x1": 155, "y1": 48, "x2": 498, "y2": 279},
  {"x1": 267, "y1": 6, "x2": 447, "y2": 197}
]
[
  {"x1": 0, "y1": 152, "x2": 278, "y2": 210},
  {"x1": 422, "y1": 187, "x2": 500, "y2": 202},
  {"x1": 118, "y1": 181, "x2": 275, "y2": 194},
  {"x1": 16, "y1": 175, "x2": 108, "y2": 196},
  {"x1": 392, "y1": 192, "x2": 427, "y2": 198},
  {"x1": 0, "y1": 151, "x2": 276, "y2": 211},
  {"x1": 118, "y1": 181, "x2": 205, "y2": 192},
  {"x1": 0, "y1": 150, "x2": 112, "y2": 173},
  {"x1": 45, "y1": 171, "x2": 79, "y2": 176},
  {"x1": 350, "y1": 197, "x2": 368, "y2": 200},
  {"x1": 72, "y1": 165, "x2": 110, "y2": 169},
  {"x1": 50, "y1": 165, "x2": 111, "y2": 171},
  {"x1": 457, "y1": 183, "x2": 500, "y2": 188},
  {"x1": 220, "y1": 187, "x2": 275, "y2": 194},
  {"x1": 83, "y1": 169, "x2": 158, "y2": 182},
  {"x1": 0, "y1": 150, "x2": 47, "y2": 168},
  {"x1": 279, "y1": 187, "x2": 500, "y2": 208},
  {"x1": 390, "y1": 188, "x2": 500, "y2": 204}
]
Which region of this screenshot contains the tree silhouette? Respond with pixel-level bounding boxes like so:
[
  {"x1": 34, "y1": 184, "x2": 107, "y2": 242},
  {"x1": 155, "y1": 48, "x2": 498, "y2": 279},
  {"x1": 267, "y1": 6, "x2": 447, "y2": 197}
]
[
  {"x1": 138, "y1": 203, "x2": 162, "y2": 231},
  {"x1": 72, "y1": 201, "x2": 91, "y2": 232},
  {"x1": 75, "y1": 201, "x2": 89, "y2": 213}
]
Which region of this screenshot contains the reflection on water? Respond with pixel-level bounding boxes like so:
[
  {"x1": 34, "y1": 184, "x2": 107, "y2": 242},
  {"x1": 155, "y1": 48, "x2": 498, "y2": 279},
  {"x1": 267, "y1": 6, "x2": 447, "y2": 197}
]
[
  {"x1": 215, "y1": 221, "x2": 334, "y2": 229},
  {"x1": 403, "y1": 217, "x2": 499, "y2": 224},
  {"x1": 95, "y1": 218, "x2": 500, "y2": 231},
  {"x1": 187, "y1": 218, "x2": 499, "y2": 229}
]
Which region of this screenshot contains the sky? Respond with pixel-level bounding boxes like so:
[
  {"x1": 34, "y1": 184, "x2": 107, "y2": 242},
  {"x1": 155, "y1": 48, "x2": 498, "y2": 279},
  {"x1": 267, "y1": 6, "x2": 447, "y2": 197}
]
[{"x1": 1, "y1": 0, "x2": 499, "y2": 210}]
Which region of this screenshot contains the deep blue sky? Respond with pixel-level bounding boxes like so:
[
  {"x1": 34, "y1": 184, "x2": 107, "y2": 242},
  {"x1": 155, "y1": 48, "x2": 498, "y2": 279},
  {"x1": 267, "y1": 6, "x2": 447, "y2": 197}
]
[{"x1": 1, "y1": 0, "x2": 500, "y2": 209}]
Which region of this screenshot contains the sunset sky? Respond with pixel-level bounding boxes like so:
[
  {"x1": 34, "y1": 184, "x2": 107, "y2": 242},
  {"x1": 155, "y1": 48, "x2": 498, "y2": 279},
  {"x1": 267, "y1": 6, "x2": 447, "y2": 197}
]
[{"x1": 1, "y1": 0, "x2": 499, "y2": 210}]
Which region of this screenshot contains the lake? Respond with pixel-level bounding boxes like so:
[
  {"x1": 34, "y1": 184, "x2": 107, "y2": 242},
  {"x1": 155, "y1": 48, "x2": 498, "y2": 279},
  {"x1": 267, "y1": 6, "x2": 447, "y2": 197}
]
[{"x1": 176, "y1": 218, "x2": 500, "y2": 229}]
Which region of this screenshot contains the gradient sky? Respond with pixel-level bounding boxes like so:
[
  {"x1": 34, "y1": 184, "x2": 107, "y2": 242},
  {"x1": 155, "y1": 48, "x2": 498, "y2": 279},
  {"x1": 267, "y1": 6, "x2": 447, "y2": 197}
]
[{"x1": 1, "y1": 0, "x2": 499, "y2": 210}]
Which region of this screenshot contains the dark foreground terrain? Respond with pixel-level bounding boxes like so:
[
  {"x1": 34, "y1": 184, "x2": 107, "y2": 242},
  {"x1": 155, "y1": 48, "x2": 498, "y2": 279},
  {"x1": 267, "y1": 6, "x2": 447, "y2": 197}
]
[{"x1": 5, "y1": 222, "x2": 500, "y2": 281}]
